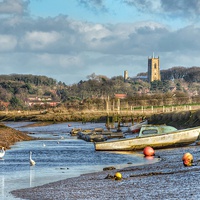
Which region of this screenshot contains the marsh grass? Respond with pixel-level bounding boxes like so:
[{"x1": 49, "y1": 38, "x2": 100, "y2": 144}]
[{"x1": 0, "y1": 108, "x2": 200, "y2": 129}]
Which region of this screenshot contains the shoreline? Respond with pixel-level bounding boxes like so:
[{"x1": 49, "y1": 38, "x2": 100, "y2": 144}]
[
  {"x1": 11, "y1": 143, "x2": 200, "y2": 200},
  {"x1": 0, "y1": 123, "x2": 34, "y2": 149},
  {"x1": 0, "y1": 109, "x2": 200, "y2": 130}
]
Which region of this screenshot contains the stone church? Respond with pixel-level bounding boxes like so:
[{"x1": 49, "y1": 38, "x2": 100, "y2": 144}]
[{"x1": 148, "y1": 55, "x2": 161, "y2": 82}]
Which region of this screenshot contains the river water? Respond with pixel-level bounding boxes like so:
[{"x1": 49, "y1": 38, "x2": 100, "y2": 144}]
[{"x1": 0, "y1": 122, "x2": 157, "y2": 200}]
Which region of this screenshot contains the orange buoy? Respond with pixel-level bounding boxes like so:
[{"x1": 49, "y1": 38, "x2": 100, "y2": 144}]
[
  {"x1": 183, "y1": 159, "x2": 192, "y2": 167},
  {"x1": 182, "y1": 152, "x2": 193, "y2": 162},
  {"x1": 143, "y1": 146, "x2": 155, "y2": 156},
  {"x1": 182, "y1": 152, "x2": 193, "y2": 167}
]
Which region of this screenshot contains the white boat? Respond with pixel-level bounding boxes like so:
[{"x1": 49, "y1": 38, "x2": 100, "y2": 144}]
[
  {"x1": 94, "y1": 125, "x2": 200, "y2": 151},
  {"x1": 128, "y1": 120, "x2": 148, "y2": 133}
]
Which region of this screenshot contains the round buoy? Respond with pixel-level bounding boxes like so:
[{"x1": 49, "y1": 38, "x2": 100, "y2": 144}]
[
  {"x1": 143, "y1": 146, "x2": 155, "y2": 156},
  {"x1": 114, "y1": 172, "x2": 122, "y2": 180},
  {"x1": 182, "y1": 152, "x2": 193, "y2": 167},
  {"x1": 183, "y1": 159, "x2": 192, "y2": 167},
  {"x1": 182, "y1": 152, "x2": 193, "y2": 162}
]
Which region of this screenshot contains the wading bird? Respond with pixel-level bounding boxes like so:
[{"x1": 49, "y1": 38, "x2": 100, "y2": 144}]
[
  {"x1": 30, "y1": 151, "x2": 36, "y2": 166},
  {"x1": 0, "y1": 147, "x2": 5, "y2": 159}
]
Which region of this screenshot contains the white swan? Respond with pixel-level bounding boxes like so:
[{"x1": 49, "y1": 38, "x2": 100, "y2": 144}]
[
  {"x1": 30, "y1": 151, "x2": 36, "y2": 166},
  {"x1": 0, "y1": 147, "x2": 5, "y2": 159}
]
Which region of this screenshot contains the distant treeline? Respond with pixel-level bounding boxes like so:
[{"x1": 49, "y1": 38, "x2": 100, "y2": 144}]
[
  {"x1": 0, "y1": 66, "x2": 199, "y2": 110},
  {"x1": 138, "y1": 66, "x2": 200, "y2": 82},
  {"x1": 0, "y1": 74, "x2": 57, "y2": 86}
]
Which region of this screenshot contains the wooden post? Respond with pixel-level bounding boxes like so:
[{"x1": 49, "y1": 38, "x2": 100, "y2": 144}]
[
  {"x1": 117, "y1": 99, "x2": 120, "y2": 114},
  {"x1": 111, "y1": 116, "x2": 115, "y2": 128},
  {"x1": 106, "y1": 100, "x2": 109, "y2": 112},
  {"x1": 131, "y1": 116, "x2": 134, "y2": 125},
  {"x1": 106, "y1": 115, "x2": 110, "y2": 130},
  {"x1": 117, "y1": 120, "x2": 121, "y2": 132}
]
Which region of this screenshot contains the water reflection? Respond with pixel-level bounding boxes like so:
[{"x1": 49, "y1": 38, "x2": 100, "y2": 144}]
[
  {"x1": 0, "y1": 175, "x2": 4, "y2": 198},
  {"x1": 29, "y1": 168, "x2": 35, "y2": 188}
]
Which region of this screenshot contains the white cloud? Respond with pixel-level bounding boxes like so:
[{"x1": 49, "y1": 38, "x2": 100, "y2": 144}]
[
  {"x1": 0, "y1": 34, "x2": 17, "y2": 51},
  {"x1": 21, "y1": 31, "x2": 61, "y2": 50},
  {"x1": 0, "y1": 0, "x2": 29, "y2": 15},
  {"x1": 124, "y1": 0, "x2": 200, "y2": 19}
]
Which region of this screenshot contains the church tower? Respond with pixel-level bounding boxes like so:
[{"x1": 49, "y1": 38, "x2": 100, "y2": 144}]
[
  {"x1": 148, "y1": 54, "x2": 161, "y2": 83},
  {"x1": 124, "y1": 70, "x2": 128, "y2": 82}
]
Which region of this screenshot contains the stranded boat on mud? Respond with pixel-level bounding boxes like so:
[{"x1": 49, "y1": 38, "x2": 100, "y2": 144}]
[
  {"x1": 94, "y1": 125, "x2": 200, "y2": 151},
  {"x1": 77, "y1": 128, "x2": 124, "y2": 142}
]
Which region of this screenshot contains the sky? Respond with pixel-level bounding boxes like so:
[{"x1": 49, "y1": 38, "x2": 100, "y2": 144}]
[{"x1": 0, "y1": 0, "x2": 200, "y2": 84}]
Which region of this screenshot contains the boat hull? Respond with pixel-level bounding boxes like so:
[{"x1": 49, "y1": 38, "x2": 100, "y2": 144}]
[
  {"x1": 94, "y1": 127, "x2": 200, "y2": 151},
  {"x1": 129, "y1": 120, "x2": 148, "y2": 133}
]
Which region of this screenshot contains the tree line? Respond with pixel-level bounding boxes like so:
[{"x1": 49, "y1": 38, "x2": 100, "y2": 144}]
[{"x1": 0, "y1": 67, "x2": 199, "y2": 110}]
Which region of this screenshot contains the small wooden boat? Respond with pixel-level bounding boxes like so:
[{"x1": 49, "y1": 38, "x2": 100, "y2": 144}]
[
  {"x1": 85, "y1": 131, "x2": 124, "y2": 142},
  {"x1": 94, "y1": 125, "x2": 200, "y2": 151},
  {"x1": 70, "y1": 128, "x2": 82, "y2": 136},
  {"x1": 85, "y1": 134, "x2": 107, "y2": 142},
  {"x1": 77, "y1": 129, "x2": 93, "y2": 139},
  {"x1": 128, "y1": 120, "x2": 148, "y2": 133},
  {"x1": 77, "y1": 128, "x2": 124, "y2": 142}
]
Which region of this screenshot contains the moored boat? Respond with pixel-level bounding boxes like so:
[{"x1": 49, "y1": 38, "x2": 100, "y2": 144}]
[
  {"x1": 77, "y1": 128, "x2": 124, "y2": 142},
  {"x1": 77, "y1": 129, "x2": 93, "y2": 139},
  {"x1": 128, "y1": 120, "x2": 148, "y2": 133},
  {"x1": 94, "y1": 125, "x2": 200, "y2": 151},
  {"x1": 70, "y1": 128, "x2": 82, "y2": 136}
]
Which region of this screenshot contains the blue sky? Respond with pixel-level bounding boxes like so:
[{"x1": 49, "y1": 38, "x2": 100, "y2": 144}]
[
  {"x1": 29, "y1": 0, "x2": 186, "y2": 28},
  {"x1": 0, "y1": 0, "x2": 200, "y2": 84},
  {"x1": 30, "y1": 0, "x2": 144, "y2": 23}
]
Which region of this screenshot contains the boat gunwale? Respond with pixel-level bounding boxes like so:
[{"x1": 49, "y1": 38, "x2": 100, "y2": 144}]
[{"x1": 94, "y1": 126, "x2": 200, "y2": 145}]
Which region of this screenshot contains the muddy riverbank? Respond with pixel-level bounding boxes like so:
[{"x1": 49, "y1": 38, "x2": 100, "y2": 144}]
[
  {"x1": 148, "y1": 109, "x2": 200, "y2": 129},
  {"x1": 11, "y1": 144, "x2": 200, "y2": 200},
  {"x1": 0, "y1": 123, "x2": 34, "y2": 149},
  {"x1": 0, "y1": 109, "x2": 200, "y2": 128}
]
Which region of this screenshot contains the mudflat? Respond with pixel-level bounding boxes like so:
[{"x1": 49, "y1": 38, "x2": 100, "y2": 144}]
[
  {"x1": 11, "y1": 143, "x2": 200, "y2": 200},
  {"x1": 0, "y1": 123, "x2": 33, "y2": 149}
]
